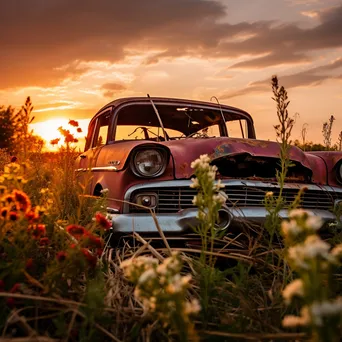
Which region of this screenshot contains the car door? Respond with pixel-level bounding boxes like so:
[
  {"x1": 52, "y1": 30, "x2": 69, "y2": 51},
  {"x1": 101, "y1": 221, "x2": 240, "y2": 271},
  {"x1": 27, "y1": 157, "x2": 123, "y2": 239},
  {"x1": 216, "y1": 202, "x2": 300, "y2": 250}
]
[{"x1": 76, "y1": 108, "x2": 112, "y2": 194}]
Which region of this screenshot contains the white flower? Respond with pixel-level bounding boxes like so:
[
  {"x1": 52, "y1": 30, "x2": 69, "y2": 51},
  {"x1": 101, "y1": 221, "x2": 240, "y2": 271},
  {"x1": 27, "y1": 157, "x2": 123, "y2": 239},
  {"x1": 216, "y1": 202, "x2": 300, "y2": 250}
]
[
  {"x1": 305, "y1": 215, "x2": 323, "y2": 231},
  {"x1": 282, "y1": 279, "x2": 304, "y2": 305},
  {"x1": 207, "y1": 170, "x2": 216, "y2": 181},
  {"x1": 212, "y1": 193, "x2": 226, "y2": 205},
  {"x1": 190, "y1": 178, "x2": 200, "y2": 188},
  {"x1": 331, "y1": 244, "x2": 342, "y2": 259},
  {"x1": 281, "y1": 219, "x2": 302, "y2": 238},
  {"x1": 184, "y1": 299, "x2": 201, "y2": 315},
  {"x1": 214, "y1": 179, "x2": 225, "y2": 190},
  {"x1": 282, "y1": 306, "x2": 310, "y2": 327},
  {"x1": 190, "y1": 154, "x2": 211, "y2": 169},
  {"x1": 192, "y1": 195, "x2": 198, "y2": 206},
  {"x1": 310, "y1": 298, "x2": 342, "y2": 326},
  {"x1": 138, "y1": 268, "x2": 157, "y2": 284},
  {"x1": 289, "y1": 209, "x2": 309, "y2": 219}
]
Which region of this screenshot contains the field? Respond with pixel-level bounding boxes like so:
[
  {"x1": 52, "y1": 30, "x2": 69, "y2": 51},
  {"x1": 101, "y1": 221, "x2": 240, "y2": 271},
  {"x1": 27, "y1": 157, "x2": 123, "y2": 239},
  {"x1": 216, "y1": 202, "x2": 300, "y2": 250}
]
[{"x1": 0, "y1": 78, "x2": 341, "y2": 342}]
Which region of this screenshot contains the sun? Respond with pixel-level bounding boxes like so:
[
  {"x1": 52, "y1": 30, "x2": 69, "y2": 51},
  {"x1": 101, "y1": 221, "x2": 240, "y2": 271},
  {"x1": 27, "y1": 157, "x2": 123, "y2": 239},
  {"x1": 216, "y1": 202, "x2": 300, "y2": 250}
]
[{"x1": 30, "y1": 118, "x2": 90, "y2": 151}]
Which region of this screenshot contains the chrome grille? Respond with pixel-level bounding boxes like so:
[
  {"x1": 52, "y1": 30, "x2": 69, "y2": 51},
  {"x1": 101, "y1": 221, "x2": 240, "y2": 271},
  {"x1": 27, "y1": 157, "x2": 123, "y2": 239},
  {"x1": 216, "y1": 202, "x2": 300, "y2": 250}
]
[{"x1": 130, "y1": 186, "x2": 341, "y2": 213}]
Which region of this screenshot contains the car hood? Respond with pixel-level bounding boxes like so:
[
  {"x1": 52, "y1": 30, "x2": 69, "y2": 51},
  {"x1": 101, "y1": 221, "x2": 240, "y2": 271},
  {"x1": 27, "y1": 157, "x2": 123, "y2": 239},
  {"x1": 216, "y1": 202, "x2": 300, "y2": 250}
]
[{"x1": 163, "y1": 137, "x2": 326, "y2": 184}]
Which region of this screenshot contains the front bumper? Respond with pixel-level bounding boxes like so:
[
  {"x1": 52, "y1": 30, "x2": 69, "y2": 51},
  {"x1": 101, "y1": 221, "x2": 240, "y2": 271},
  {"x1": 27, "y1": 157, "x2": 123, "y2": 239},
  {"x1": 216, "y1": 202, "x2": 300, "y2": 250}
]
[
  {"x1": 108, "y1": 179, "x2": 342, "y2": 234},
  {"x1": 109, "y1": 207, "x2": 338, "y2": 234}
]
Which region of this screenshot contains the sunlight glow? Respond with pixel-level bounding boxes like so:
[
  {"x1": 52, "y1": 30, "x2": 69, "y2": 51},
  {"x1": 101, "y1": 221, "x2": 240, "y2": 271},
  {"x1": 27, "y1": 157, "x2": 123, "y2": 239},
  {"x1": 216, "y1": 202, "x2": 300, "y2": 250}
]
[{"x1": 30, "y1": 118, "x2": 90, "y2": 151}]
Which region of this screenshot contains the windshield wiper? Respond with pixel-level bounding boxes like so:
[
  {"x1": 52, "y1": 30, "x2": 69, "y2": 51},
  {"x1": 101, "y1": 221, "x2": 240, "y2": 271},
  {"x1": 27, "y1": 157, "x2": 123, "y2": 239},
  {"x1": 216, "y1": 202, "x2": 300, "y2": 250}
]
[{"x1": 147, "y1": 94, "x2": 169, "y2": 142}]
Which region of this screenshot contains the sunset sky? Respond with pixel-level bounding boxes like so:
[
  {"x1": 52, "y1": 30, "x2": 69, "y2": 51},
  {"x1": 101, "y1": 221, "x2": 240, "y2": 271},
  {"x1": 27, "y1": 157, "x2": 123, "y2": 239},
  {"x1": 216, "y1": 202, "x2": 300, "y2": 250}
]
[{"x1": 1, "y1": 0, "x2": 341, "y2": 149}]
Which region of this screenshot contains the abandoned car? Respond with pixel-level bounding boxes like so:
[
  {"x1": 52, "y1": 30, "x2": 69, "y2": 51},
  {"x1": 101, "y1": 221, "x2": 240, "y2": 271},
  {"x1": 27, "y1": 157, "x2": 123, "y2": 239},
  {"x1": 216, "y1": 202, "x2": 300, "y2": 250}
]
[{"x1": 76, "y1": 96, "x2": 342, "y2": 234}]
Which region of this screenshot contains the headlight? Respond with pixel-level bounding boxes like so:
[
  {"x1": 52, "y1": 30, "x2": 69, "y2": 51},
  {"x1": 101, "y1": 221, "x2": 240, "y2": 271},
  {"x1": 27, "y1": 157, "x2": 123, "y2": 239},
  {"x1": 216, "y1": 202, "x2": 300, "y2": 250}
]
[
  {"x1": 337, "y1": 161, "x2": 342, "y2": 184},
  {"x1": 131, "y1": 149, "x2": 167, "y2": 177}
]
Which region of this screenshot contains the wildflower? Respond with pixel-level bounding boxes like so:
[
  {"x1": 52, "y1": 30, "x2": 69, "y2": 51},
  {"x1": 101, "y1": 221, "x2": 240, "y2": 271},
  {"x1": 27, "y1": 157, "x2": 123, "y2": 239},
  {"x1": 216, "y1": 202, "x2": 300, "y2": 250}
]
[
  {"x1": 66, "y1": 224, "x2": 86, "y2": 239},
  {"x1": 68, "y1": 119, "x2": 79, "y2": 127},
  {"x1": 77, "y1": 127, "x2": 82, "y2": 133},
  {"x1": 310, "y1": 298, "x2": 342, "y2": 326},
  {"x1": 9, "y1": 211, "x2": 19, "y2": 221},
  {"x1": 190, "y1": 178, "x2": 199, "y2": 189},
  {"x1": 281, "y1": 219, "x2": 302, "y2": 238},
  {"x1": 214, "y1": 179, "x2": 225, "y2": 190},
  {"x1": 282, "y1": 279, "x2": 304, "y2": 305},
  {"x1": 213, "y1": 191, "x2": 227, "y2": 205},
  {"x1": 289, "y1": 209, "x2": 308, "y2": 219},
  {"x1": 25, "y1": 210, "x2": 39, "y2": 222},
  {"x1": 138, "y1": 268, "x2": 157, "y2": 284},
  {"x1": 39, "y1": 237, "x2": 49, "y2": 246},
  {"x1": 288, "y1": 235, "x2": 331, "y2": 270},
  {"x1": 184, "y1": 299, "x2": 201, "y2": 315},
  {"x1": 26, "y1": 258, "x2": 34, "y2": 269},
  {"x1": 282, "y1": 306, "x2": 310, "y2": 327},
  {"x1": 56, "y1": 251, "x2": 67, "y2": 262},
  {"x1": 81, "y1": 248, "x2": 97, "y2": 267},
  {"x1": 50, "y1": 138, "x2": 60, "y2": 145},
  {"x1": 331, "y1": 244, "x2": 342, "y2": 262},
  {"x1": 95, "y1": 212, "x2": 112, "y2": 230},
  {"x1": 265, "y1": 191, "x2": 273, "y2": 197},
  {"x1": 34, "y1": 205, "x2": 46, "y2": 216},
  {"x1": 96, "y1": 248, "x2": 103, "y2": 257},
  {"x1": 10, "y1": 283, "x2": 21, "y2": 293},
  {"x1": 85, "y1": 234, "x2": 104, "y2": 249},
  {"x1": 0, "y1": 208, "x2": 8, "y2": 219},
  {"x1": 13, "y1": 190, "x2": 31, "y2": 213},
  {"x1": 190, "y1": 154, "x2": 211, "y2": 169},
  {"x1": 30, "y1": 224, "x2": 46, "y2": 239}
]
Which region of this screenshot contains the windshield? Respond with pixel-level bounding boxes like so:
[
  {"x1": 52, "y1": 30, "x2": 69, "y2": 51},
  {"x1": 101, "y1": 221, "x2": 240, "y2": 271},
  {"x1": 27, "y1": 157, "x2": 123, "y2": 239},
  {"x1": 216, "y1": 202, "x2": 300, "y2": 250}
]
[{"x1": 113, "y1": 102, "x2": 252, "y2": 141}]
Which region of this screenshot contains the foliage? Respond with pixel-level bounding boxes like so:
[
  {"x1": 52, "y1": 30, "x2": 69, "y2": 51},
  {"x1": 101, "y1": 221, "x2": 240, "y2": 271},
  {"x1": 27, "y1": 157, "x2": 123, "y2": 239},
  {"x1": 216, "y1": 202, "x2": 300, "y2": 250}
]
[{"x1": 322, "y1": 115, "x2": 336, "y2": 151}]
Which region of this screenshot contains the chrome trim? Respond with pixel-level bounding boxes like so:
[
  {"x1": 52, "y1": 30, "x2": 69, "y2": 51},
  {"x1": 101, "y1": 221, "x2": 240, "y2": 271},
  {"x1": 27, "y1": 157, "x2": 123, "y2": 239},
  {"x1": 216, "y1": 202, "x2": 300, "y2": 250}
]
[
  {"x1": 109, "y1": 207, "x2": 338, "y2": 234},
  {"x1": 75, "y1": 166, "x2": 118, "y2": 172},
  {"x1": 123, "y1": 179, "x2": 342, "y2": 213}
]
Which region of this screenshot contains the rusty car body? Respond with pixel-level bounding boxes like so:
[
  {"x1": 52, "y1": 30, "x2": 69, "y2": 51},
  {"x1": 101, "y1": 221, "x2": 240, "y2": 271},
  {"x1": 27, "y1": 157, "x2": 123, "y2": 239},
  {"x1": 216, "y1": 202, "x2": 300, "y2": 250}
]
[{"x1": 76, "y1": 97, "x2": 342, "y2": 235}]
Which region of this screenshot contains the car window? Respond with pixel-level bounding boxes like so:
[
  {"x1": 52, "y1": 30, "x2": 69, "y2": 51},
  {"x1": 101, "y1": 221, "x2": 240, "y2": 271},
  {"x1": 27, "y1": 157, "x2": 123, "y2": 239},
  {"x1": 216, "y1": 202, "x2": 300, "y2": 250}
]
[
  {"x1": 191, "y1": 119, "x2": 248, "y2": 138},
  {"x1": 92, "y1": 111, "x2": 111, "y2": 148},
  {"x1": 115, "y1": 125, "x2": 183, "y2": 141},
  {"x1": 226, "y1": 119, "x2": 247, "y2": 138}
]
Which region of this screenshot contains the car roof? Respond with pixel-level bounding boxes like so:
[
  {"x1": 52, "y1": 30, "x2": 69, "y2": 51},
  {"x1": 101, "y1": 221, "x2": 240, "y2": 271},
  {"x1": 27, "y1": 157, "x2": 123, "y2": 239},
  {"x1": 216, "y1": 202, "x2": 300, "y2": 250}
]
[{"x1": 91, "y1": 96, "x2": 253, "y2": 123}]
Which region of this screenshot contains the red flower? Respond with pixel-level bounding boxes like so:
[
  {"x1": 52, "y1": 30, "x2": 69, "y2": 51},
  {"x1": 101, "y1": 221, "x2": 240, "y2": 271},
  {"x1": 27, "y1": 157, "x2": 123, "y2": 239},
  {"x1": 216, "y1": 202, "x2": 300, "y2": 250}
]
[
  {"x1": 66, "y1": 224, "x2": 86, "y2": 240},
  {"x1": 13, "y1": 190, "x2": 31, "y2": 213},
  {"x1": 70, "y1": 243, "x2": 77, "y2": 249},
  {"x1": 39, "y1": 237, "x2": 49, "y2": 246},
  {"x1": 68, "y1": 119, "x2": 79, "y2": 127},
  {"x1": 9, "y1": 211, "x2": 19, "y2": 221},
  {"x1": 25, "y1": 210, "x2": 39, "y2": 222},
  {"x1": 50, "y1": 138, "x2": 60, "y2": 145},
  {"x1": 96, "y1": 248, "x2": 103, "y2": 257},
  {"x1": 85, "y1": 234, "x2": 104, "y2": 249},
  {"x1": 0, "y1": 208, "x2": 8, "y2": 219},
  {"x1": 95, "y1": 212, "x2": 112, "y2": 230},
  {"x1": 29, "y1": 224, "x2": 46, "y2": 239},
  {"x1": 81, "y1": 248, "x2": 97, "y2": 267},
  {"x1": 26, "y1": 258, "x2": 33, "y2": 269},
  {"x1": 76, "y1": 127, "x2": 82, "y2": 133},
  {"x1": 56, "y1": 251, "x2": 67, "y2": 262},
  {"x1": 10, "y1": 283, "x2": 21, "y2": 293},
  {"x1": 10, "y1": 156, "x2": 17, "y2": 163}
]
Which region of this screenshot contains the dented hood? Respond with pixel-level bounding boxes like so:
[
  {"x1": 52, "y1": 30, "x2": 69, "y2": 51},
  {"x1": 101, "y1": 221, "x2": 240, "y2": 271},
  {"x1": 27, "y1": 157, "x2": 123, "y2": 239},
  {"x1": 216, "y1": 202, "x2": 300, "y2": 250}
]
[{"x1": 164, "y1": 137, "x2": 326, "y2": 183}]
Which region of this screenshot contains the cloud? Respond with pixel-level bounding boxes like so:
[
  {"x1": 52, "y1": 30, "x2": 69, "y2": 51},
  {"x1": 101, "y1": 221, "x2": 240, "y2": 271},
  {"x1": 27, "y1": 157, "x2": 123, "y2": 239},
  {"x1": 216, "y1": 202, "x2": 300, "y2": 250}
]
[
  {"x1": 221, "y1": 57, "x2": 342, "y2": 99},
  {"x1": 100, "y1": 83, "x2": 127, "y2": 98},
  {"x1": 301, "y1": 10, "x2": 318, "y2": 18},
  {"x1": 1, "y1": 1, "x2": 342, "y2": 89}
]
